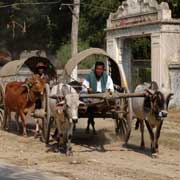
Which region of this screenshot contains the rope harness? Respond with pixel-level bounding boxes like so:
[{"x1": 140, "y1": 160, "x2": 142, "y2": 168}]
[{"x1": 22, "y1": 83, "x2": 34, "y2": 102}]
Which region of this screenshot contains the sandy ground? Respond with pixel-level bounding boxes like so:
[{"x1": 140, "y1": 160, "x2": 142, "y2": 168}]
[{"x1": 0, "y1": 112, "x2": 180, "y2": 180}]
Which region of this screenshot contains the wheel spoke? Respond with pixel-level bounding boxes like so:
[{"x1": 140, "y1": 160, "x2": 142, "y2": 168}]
[
  {"x1": 114, "y1": 87, "x2": 132, "y2": 143},
  {"x1": 40, "y1": 84, "x2": 50, "y2": 143}
]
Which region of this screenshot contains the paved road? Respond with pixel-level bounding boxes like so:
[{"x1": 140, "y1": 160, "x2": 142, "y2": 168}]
[{"x1": 0, "y1": 162, "x2": 69, "y2": 180}]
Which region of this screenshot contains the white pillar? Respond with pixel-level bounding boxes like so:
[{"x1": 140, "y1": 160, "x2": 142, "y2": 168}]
[
  {"x1": 122, "y1": 39, "x2": 132, "y2": 91},
  {"x1": 151, "y1": 33, "x2": 161, "y2": 87},
  {"x1": 117, "y1": 38, "x2": 124, "y2": 64},
  {"x1": 106, "y1": 38, "x2": 118, "y2": 61}
]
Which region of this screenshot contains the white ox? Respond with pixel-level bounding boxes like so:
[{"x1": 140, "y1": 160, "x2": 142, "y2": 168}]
[
  {"x1": 132, "y1": 82, "x2": 173, "y2": 158},
  {"x1": 49, "y1": 83, "x2": 82, "y2": 155}
]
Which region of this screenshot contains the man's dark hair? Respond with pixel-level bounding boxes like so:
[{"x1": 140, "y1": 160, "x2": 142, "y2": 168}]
[{"x1": 95, "y1": 61, "x2": 105, "y2": 69}]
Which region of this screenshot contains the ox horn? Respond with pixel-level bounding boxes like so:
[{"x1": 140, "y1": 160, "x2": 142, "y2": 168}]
[
  {"x1": 145, "y1": 89, "x2": 155, "y2": 96},
  {"x1": 79, "y1": 100, "x2": 85, "y2": 105},
  {"x1": 167, "y1": 93, "x2": 174, "y2": 105},
  {"x1": 56, "y1": 100, "x2": 65, "y2": 106},
  {"x1": 168, "y1": 93, "x2": 174, "y2": 99}
]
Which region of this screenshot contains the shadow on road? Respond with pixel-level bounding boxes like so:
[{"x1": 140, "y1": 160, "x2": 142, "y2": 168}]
[
  {"x1": 122, "y1": 143, "x2": 152, "y2": 157},
  {"x1": 72, "y1": 128, "x2": 111, "y2": 152},
  {"x1": 46, "y1": 127, "x2": 116, "y2": 154},
  {"x1": 4, "y1": 118, "x2": 36, "y2": 137}
]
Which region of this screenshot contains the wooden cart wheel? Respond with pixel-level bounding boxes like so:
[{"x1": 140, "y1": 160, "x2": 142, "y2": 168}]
[
  {"x1": 114, "y1": 87, "x2": 132, "y2": 143},
  {"x1": 41, "y1": 83, "x2": 51, "y2": 142},
  {"x1": 0, "y1": 109, "x2": 4, "y2": 129},
  {"x1": 0, "y1": 83, "x2": 6, "y2": 129}
]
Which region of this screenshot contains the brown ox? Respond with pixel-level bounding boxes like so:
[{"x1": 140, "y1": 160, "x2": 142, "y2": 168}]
[{"x1": 4, "y1": 75, "x2": 45, "y2": 136}]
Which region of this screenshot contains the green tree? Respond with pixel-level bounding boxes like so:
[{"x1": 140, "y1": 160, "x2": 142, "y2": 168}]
[
  {"x1": 157, "y1": 0, "x2": 180, "y2": 17},
  {"x1": 0, "y1": 0, "x2": 180, "y2": 61},
  {"x1": 0, "y1": 0, "x2": 66, "y2": 58},
  {"x1": 79, "y1": 0, "x2": 122, "y2": 48},
  {"x1": 56, "y1": 40, "x2": 90, "y2": 68}
]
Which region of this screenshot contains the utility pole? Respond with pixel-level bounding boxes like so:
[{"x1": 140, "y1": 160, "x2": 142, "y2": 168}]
[{"x1": 71, "y1": 0, "x2": 80, "y2": 80}]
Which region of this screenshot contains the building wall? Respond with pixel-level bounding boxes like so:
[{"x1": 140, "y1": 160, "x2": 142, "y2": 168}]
[{"x1": 169, "y1": 65, "x2": 180, "y2": 109}]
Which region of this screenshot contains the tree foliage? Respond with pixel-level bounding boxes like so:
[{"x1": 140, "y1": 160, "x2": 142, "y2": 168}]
[
  {"x1": 0, "y1": 0, "x2": 54, "y2": 58},
  {"x1": 79, "y1": 0, "x2": 121, "y2": 48},
  {"x1": 56, "y1": 40, "x2": 89, "y2": 68},
  {"x1": 0, "y1": 0, "x2": 180, "y2": 62}
]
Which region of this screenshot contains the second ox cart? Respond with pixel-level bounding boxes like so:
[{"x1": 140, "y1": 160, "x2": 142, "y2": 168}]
[{"x1": 0, "y1": 56, "x2": 57, "y2": 140}]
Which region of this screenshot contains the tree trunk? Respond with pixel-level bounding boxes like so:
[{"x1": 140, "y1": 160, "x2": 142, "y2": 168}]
[{"x1": 71, "y1": 0, "x2": 80, "y2": 80}]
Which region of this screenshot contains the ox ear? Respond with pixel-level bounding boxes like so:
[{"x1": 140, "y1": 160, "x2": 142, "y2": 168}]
[{"x1": 145, "y1": 89, "x2": 155, "y2": 97}]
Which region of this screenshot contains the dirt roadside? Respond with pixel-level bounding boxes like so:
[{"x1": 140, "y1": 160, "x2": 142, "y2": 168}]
[{"x1": 0, "y1": 112, "x2": 180, "y2": 180}]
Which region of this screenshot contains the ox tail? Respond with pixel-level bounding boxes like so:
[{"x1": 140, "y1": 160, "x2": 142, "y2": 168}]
[
  {"x1": 115, "y1": 117, "x2": 129, "y2": 141},
  {"x1": 135, "y1": 119, "x2": 140, "y2": 130}
]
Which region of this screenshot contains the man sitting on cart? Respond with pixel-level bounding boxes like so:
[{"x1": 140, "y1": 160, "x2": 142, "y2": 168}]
[
  {"x1": 82, "y1": 61, "x2": 114, "y2": 134},
  {"x1": 83, "y1": 61, "x2": 114, "y2": 93}
]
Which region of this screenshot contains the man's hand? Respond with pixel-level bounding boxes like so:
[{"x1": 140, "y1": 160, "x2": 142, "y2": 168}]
[{"x1": 88, "y1": 88, "x2": 94, "y2": 93}]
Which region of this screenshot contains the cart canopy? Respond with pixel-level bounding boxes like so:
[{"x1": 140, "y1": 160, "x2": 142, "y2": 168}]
[
  {"x1": 64, "y1": 48, "x2": 128, "y2": 89},
  {"x1": 0, "y1": 56, "x2": 56, "y2": 79}
]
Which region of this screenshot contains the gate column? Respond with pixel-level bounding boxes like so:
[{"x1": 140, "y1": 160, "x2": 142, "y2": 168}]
[{"x1": 151, "y1": 33, "x2": 161, "y2": 87}]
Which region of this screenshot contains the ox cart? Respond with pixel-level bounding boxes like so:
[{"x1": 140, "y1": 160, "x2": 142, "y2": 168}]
[
  {"x1": 45, "y1": 48, "x2": 145, "y2": 145},
  {"x1": 0, "y1": 56, "x2": 57, "y2": 140}
]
